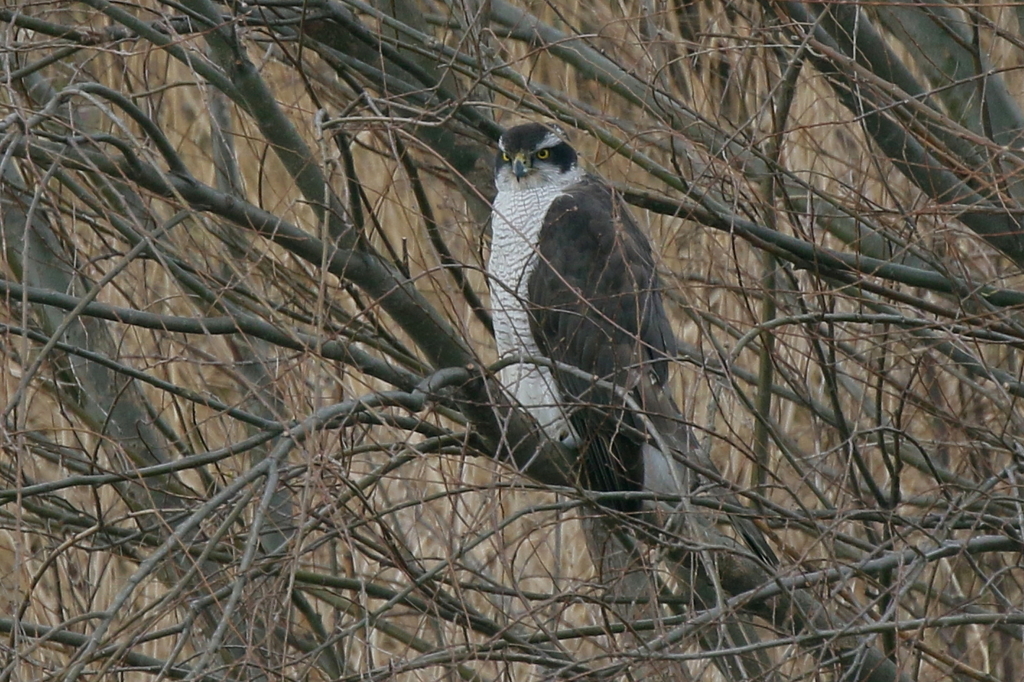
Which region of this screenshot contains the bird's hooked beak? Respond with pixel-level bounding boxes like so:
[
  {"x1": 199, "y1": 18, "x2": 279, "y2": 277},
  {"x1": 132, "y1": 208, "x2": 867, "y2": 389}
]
[{"x1": 512, "y1": 153, "x2": 529, "y2": 180}]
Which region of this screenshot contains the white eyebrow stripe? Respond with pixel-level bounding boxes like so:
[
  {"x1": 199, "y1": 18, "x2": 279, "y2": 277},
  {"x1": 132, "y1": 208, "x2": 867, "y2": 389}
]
[
  {"x1": 498, "y1": 137, "x2": 507, "y2": 152},
  {"x1": 538, "y1": 131, "x2": 563, "y2": 149}
]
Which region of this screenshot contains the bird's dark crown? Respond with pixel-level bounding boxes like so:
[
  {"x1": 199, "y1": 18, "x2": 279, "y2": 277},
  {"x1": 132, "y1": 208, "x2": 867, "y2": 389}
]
[{"x1": 496, "y1": 123, "x2": 577, "y2": 175}]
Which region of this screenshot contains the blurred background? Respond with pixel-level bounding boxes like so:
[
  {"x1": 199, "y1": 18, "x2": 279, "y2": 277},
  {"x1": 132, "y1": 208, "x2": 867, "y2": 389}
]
[{"x1": 2, "y1": 0, "x2": 1024, "y2": 680}]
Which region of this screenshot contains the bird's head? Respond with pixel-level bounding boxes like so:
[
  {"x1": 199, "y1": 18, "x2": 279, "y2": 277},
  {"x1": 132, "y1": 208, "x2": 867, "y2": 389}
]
[{"x1": 495, "y1": 123, "x2": 580, "y2": 192}]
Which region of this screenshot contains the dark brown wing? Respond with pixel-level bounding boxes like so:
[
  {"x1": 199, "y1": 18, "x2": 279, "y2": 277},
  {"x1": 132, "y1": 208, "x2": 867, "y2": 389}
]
[
  {"x1": 526, "y1": 178, "x2": 675, "y2": 512},
  {"x1": 527, "y1": 179, "x2": 778, "y2": 564},
  {"x1": 526, "y1": 179, "x2": 778, "y2": 564}
]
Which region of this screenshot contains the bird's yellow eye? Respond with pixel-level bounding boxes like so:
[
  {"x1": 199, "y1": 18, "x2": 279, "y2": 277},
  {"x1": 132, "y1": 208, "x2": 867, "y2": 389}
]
[
  {"x1": 502, "y1": 152, "x2": 511, "y2": 161},
  {"x1": 535, "y1": 148, "x2": 551, "y2": 160}
]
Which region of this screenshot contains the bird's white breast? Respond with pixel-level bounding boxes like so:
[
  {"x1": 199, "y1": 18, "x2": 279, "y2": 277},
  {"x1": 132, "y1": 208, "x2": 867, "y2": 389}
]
[{"x1": 489, "y1": 181, "x2": 571, "y2": 438}]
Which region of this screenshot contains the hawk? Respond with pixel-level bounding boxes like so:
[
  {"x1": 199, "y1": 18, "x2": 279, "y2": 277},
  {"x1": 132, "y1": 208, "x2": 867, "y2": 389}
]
[
  {"x1": 488, "y1": 122, "x2": 776, "y2": 564},
  {"x1": 489, "y1": 122, "x2": 678, "y2": 511}
]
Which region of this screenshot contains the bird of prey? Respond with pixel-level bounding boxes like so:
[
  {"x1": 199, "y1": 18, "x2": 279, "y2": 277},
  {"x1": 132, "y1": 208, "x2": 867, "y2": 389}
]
[{"x1": 488, "y1": 122, "x2": 776, "y2": 564}]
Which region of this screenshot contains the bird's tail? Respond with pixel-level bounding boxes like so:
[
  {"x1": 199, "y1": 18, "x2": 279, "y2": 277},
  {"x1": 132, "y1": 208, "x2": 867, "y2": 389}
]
[{"x1": 637, "y1": 378, "x2": 779, "y2": 567}]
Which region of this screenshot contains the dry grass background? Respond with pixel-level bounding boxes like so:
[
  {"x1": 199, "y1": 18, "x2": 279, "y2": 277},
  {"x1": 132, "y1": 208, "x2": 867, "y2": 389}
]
[{"x1": 2, "y1": 0, "x2": 1024, "y2": 681}]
